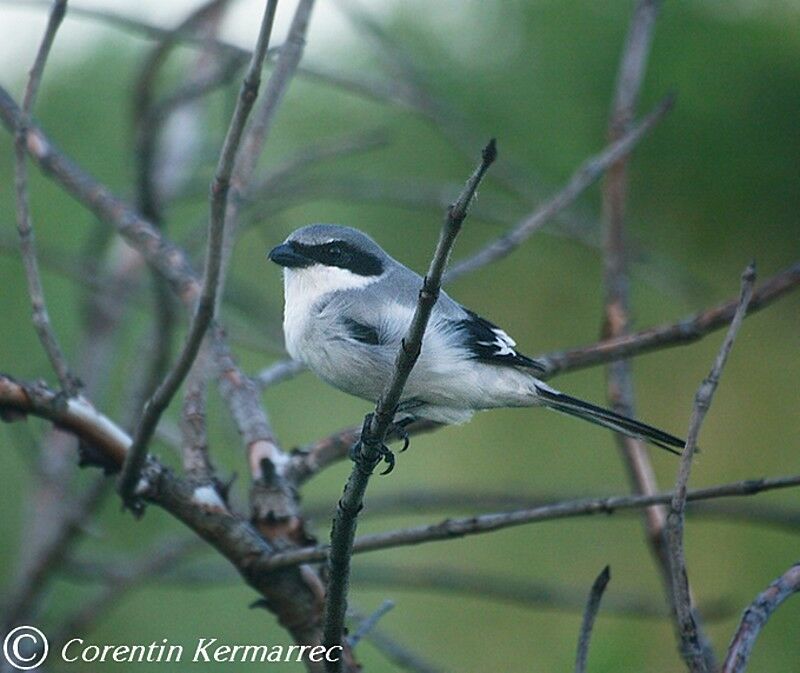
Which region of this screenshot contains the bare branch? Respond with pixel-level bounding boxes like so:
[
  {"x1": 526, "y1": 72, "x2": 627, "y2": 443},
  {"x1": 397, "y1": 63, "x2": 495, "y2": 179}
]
[
  {"x1": 595, "y1": 3, "x2": 713, "y2": 666},
  {"x1": 322, "y1": 139, "x2": 498, "y2": 668},
  {"x1": 316, "y1": 489, "x2": 800, "y2": 535},
  {"x1": 131, "y1": 0, "x2": 232, "y2": 409},
  {"x1": 180, "y1": 349, "x2": 214, "y2": 482},
  {"x1": 117, "y1": 0, "x2": 280, "y2": 507},
  {"x1": 538, "y1": 261, "x2": 798, "y2": 377},
  {"x1": 444, "y1": 95, "x2": 674, "y2": 283},
  {"x1": 350, "y1": 621, "x2": 445, "y2": 673},
  {"x1": 722, "y1": 562, "x2": 800, "y2": 673},
  {"x1": 0, "y1": 374, "x2": 330, "y2": 667},
  {"x1": 352, "y1": 563, "x2": 696, "y2": 619},
  {"x1": 216, "y1": 0, "x2": 316, "y2": 311},
  {"x1": 0, "y1": 86, "x2": 286, "y2": 504},
  {"x1": 666, "y1": 263, "x2": 756, "y2": 672},
  {"x1": 260, "y1": 473, "x2": 800, "y2": 571},
  {"x1": 288, "y1": 419, "x2": 441, "y2": 484},
  {"x1": 14, "y1": 0, "x2": 76, "y2": 395},
  {"x1": 255, "y1": 358, "x2": 306, "y2": 390},
  {"x1": 347, "y1": 600, "x2": 395, "y2": 648},
  {"x1": 575, "y1": 566, "x2": 611, "y2": 673}
]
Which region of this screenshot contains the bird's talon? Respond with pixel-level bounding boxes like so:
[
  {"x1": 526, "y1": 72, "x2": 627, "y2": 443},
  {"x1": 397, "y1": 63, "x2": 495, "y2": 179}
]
[{"x1": 379, "y1": 449, "x2": 395, "y2": 475}]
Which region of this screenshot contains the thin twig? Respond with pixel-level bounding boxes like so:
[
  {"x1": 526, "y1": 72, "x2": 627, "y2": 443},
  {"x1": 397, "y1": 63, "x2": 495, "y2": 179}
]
[
  {"x1": 254, "y1": 358, "x2": 306, "y2": 390},
  {"x1": 216, "y1": 0, "x2": 316, "y2": 312},
  {"x1": 116, "y1": 0, "x2": 280, "y2": 507},
  {"x1": 537, "y1": 262, "x2": 799, "y2": 377},
  {"x1": 321, "y1": 139, "x2": 498, "y2": 669},
  {"x1": 575, "y1": 566, "x2": 611, "y2": 673},
  {"x1": 354, "y1": 624, "x2": 445, "y2": 673},
  {"x1": 347, "y1": 600, "x2": 395, "y2": 648},
  {"x1": 597, "y1": 1, "x2": 703, "y2": 663},
  {"x1": 14, "y1": 0, "x2": 75, "y2": 395},
  {"x1": 444, "y1": 95, "x2": 674, "y2": 283},
  {"x1": 721, "y1": 562, "x2": 800, "y2": 673},
  {"x1": 258, "y1": 473, "x2": 800, "y2": 571},
  {"x1": 287, "y1": 419, "x2": 441, "y2": 484},
  {"x1": 314, "y1": 489, "x2": 800, "y2": 535},
  {"x1": 251, "y1": 127, "x2": 390, "y2": 194},
  {"x1": 352, "y1": 563, "x2": 694, "y2": 619},
  {"x1": 666, "y1": 263, "x2": 756, "y2": 672},
  {"x1": 132, "y1": 0, "x2": 231, "y2": 409}
]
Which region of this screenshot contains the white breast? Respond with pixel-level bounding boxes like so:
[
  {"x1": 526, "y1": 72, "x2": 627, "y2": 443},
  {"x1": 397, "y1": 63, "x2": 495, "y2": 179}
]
[{"x1": 282, "y1": 266, "x2": 378, "y2": 362}]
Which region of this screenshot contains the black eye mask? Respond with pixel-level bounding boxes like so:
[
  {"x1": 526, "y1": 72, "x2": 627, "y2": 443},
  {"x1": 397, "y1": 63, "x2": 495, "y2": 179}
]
[{"x1": 289, "y1": 240, "x2": 384, "y2": 277}]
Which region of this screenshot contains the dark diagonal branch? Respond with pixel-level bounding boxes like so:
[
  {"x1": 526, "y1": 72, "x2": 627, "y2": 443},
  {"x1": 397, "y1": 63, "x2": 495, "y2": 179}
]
[
  {"x1": 116, "y1": 0, "x2": 280, "y2": 507},
  {"x1": 14, "y1": 0, "x2": 76, "y2": 395},
  {"x1": 575, "y1": 566, "x2": 611, "y2": 673},
  {"x1": 666, "y1": 263, "x2": 756, "y2": 672},
  {"x1": 321, "y1": 139, "x2": 498, "y2": 669},
  {"x1": 721, "y1": 562, "x2": 800, "y2": 673},
  {"x1": 444, "y1": 95, "x2": 673, "y2": 283}
]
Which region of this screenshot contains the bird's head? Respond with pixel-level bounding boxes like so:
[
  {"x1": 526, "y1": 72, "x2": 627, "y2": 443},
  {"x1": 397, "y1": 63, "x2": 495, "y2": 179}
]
[{"x1": 268, "y1": 224, "x2": 388, "y2": 295}]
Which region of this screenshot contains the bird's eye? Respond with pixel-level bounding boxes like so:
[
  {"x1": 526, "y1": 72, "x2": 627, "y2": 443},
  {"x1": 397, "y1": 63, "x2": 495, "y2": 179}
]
[{"x1": 327, "y1": 245, "x2": 342, "y2": 257}]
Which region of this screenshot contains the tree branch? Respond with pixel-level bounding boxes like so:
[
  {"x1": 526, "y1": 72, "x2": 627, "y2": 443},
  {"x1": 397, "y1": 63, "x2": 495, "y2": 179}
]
[
  {"x1": 321, "y1": 139, "x2": 497, "y2": 670},
  {"x1": 721, "y1": 562, "x2": 800, "y2": 673},
  {"x1": 259, "y1": 473, "x2": 800, "y2": 571},
  {"x1": 0, "y1": 374, "x2": 329, "y2": 671},
  {"x1": 666, "y1": 263, "x2": 756, "y2": 672},
  {"x1": 116, "y1": 0, "x2": 280, "y2": 507},
  {"x1": 575, "y1": 566, "x2": 611, "y2": 673},
  {"x1": 14, "y1": 0, "x2": 76, "y2": 395},
  {"x1": 536, "y1": 261, "x2": 799, "y2": 378},
  {"x1": 444, "y1": 95, "x2": 674, "y2": 283}
]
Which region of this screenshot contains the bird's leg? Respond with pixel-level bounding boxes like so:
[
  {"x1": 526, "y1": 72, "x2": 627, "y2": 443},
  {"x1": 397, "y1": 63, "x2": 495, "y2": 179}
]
[{"x1": 348, "y1": 413, "x2": 397, "y2": 475}]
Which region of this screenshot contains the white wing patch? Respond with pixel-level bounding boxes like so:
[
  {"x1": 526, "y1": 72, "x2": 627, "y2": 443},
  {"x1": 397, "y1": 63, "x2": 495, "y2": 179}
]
[{"x1": 477, "y1": 328, "x2": 517, "y2": 357}]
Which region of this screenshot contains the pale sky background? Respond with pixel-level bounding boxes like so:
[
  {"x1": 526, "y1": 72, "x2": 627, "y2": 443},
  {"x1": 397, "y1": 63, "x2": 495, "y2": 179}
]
[
  {"x1": 1, "y1": 0, "x2": 798, "y2": 83},
  {"x1": 0, "y1": 0, "x2": 383, "y2": 78}
]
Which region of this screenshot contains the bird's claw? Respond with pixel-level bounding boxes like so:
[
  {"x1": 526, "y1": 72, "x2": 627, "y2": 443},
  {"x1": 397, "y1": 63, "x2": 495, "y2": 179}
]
[
  {"x1": 348, "y1": 413, "x2": 399, "y2": 475},
  {"x1": 349, "y1": 439, "x2": 395, "y2": 475},
  {"x1": 389, "y1": 422, "x2": 411, "y2": 453},
  {"x1": 377, "y1": 444, "x2": 395, "y2": 475}
]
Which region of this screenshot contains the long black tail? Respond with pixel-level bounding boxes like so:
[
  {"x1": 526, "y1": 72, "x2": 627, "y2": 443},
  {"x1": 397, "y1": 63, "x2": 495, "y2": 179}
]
[{"x1": 534, "y1": 385, "x2": 685, "y2": 455}]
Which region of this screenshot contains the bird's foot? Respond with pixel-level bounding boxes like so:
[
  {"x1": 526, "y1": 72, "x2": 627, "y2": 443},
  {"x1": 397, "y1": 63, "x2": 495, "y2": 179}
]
[{"x1": 348, "y1": 414, "x2": 401, "y2": 475}]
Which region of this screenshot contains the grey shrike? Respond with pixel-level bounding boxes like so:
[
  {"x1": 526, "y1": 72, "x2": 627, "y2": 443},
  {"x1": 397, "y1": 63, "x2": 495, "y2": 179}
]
[{"x1": 268, "y1": 224, "x2": 684, "y2": 460}]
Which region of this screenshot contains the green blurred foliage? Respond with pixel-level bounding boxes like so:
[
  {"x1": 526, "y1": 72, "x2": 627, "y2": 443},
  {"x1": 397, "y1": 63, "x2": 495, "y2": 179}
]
[{"x1": 1, "y1": 1, "x2": 799, "y2": 671}]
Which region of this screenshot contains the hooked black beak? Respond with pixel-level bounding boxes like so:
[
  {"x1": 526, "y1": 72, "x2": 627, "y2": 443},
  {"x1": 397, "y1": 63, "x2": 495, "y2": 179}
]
[{"x1": 268, "y1": 243, "x2": 312, "y2": 268}]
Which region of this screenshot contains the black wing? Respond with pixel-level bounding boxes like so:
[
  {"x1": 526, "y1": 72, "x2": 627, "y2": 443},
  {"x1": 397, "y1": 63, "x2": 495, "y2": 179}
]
[{"x1": 455, "y1": 310, "x2": 545, "y2": 375}]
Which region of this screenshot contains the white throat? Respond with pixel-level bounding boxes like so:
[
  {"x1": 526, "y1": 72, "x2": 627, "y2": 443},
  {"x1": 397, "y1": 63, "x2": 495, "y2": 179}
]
[{"x1": 282, "y1": 265, "x2": 379, "y2": 360}]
